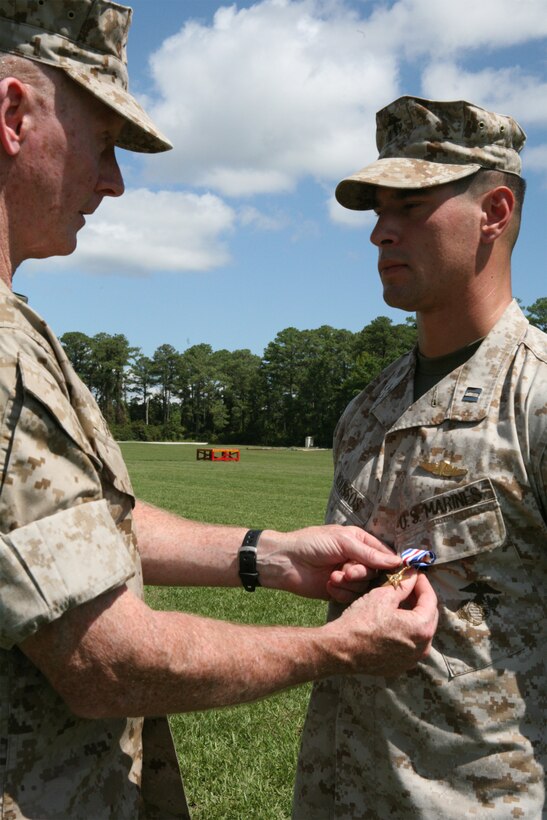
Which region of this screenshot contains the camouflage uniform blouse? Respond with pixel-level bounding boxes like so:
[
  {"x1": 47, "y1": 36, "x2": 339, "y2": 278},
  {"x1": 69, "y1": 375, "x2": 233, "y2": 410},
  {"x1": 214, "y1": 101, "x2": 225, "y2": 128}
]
[
  {"x1": 0, "y1": 283, "x2": 188, "y2": 819},
  {"x1": 293, "y1": 301, "x2": 546, "y2": 819}
]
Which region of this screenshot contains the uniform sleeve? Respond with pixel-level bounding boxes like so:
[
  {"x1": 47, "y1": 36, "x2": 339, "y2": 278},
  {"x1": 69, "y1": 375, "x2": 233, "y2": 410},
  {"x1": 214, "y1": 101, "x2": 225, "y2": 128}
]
[
  {"x1": 534, "y1": 437, "x2": 547, "y2": 522},
  {"x1": 523, "y1": 353, "x2": 547, "y2": 522},
  {"x1": 0, "y1": 347, "x2": 135, "y2": 649},
  {"x1": 0, "y1": 499, "x2": 135, "y2": 649}
]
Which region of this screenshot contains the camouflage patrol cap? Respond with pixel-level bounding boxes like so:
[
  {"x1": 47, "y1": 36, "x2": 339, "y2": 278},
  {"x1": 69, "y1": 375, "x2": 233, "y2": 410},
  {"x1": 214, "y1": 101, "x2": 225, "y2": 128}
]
[
  {"x1": 0, "y1": 0, "x2": 172, "y2": 153},
  {"x1": 336, "y1": 95, "x2": 526, "y2": 210}
]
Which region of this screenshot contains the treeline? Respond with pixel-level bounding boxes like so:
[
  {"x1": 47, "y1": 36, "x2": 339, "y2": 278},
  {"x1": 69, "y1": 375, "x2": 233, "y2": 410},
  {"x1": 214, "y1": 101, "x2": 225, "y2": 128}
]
[{"x1": 61, "y1": 298, "x2": 547, "y2": 448}]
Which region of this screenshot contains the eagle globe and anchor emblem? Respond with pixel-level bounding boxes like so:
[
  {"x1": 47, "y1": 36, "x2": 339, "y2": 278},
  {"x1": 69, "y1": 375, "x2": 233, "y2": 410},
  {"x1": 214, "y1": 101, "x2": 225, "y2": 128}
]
[{"x1": 456, "y1": 581, "x2": 502, "y2": 625}]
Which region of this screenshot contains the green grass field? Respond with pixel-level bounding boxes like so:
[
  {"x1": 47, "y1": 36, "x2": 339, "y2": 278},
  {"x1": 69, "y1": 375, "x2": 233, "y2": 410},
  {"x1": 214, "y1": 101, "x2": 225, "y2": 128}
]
[{"x1": 120, "y1": 442, "x2": 334, "y2": 819}]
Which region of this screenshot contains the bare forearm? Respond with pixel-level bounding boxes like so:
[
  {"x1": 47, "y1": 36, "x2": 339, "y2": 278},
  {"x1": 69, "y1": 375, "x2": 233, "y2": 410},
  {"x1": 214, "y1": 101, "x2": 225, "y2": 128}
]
[
  {"x1": 134, "y1": 499, "x2": 302, "y2": 593},
  {"x1": 23, "y1": 587, "x2": 338, "y2": 718},
  {"x1": 134, "y1": 499, "x2": 247, "y2": 586},
  {"x1": 97, "y1": 609, "x2": 332, "y2": 717}
]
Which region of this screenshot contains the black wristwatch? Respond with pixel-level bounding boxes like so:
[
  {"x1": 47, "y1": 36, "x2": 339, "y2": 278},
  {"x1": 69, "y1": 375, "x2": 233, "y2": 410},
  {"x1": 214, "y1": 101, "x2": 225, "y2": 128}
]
[{"x1": 238, "y1": 529, "x2": 263, "y2": 591}]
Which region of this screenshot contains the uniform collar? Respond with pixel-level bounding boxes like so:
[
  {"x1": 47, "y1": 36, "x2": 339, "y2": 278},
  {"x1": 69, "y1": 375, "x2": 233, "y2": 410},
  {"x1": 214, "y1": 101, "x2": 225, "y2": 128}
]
[
  {"x1": 0, "y1": 278, "x2": 83, "y2": 389},
  {"x1": 372, "y1": 300, "x2": 528, "y2": 432},
  {"x1": 0, "y1": 278, "x2": 52, "y2": 349}
]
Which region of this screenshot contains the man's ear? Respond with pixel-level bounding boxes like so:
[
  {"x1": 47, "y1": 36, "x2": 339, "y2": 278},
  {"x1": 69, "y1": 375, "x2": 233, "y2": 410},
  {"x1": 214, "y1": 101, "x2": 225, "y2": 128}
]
[
  {"x1": 480, "y1": 186, "x2": 515, "y2": 244},
  {"x1": 0, "y1": 77, "x2": 30, "y2": 157}
]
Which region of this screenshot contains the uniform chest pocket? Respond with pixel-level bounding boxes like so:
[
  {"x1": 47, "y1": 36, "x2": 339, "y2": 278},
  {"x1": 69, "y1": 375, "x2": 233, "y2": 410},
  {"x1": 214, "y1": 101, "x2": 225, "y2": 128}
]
[{"x1": 395, "y1": 478, "x2": 543, "y2": 678}]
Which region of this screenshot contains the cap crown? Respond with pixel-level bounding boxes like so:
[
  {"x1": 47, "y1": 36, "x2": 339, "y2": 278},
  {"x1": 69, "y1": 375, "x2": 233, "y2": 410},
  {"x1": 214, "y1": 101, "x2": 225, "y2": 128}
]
[
  {"x1": 335, "y1": 95, "x2": 526, "y2": 210},
  {"x1": 0, "y1": 0, "x2": 171, "y2": 152},
  {"x1": 0, "y1": 0, "x2": 130, "y2": 86},
  {"x1": 377, "y1": 96, "x2": 525, "y2": 174}
]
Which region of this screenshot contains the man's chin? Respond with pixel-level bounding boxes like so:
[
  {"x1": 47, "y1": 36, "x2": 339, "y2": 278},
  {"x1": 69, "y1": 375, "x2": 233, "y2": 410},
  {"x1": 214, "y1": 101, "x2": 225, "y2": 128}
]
[
  {"x1": 382, "y1": 288, "x2": 416, "y2": 312},
  {"x1": 29, "y1": 239, "x2": 78, "y2": 260}
]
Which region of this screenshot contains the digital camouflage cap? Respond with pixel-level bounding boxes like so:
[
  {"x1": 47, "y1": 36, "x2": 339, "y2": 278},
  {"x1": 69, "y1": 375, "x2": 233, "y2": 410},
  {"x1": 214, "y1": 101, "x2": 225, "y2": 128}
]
[
  {"x1": 0, "y1": 0, "x2": 172, "y2": 153},
  {"x1": 336, "y1": 96, "x2": 526, "y2": 210}
]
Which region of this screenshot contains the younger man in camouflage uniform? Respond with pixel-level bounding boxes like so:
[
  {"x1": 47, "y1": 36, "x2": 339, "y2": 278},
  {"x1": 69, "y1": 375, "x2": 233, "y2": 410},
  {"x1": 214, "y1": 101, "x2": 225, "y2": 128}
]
[
  {"x1": 0, "y1": 5, "x2": 439, "y2": 819},
  {"x1": 293, "y1": 96, "x2": 546, "y2": 817}
]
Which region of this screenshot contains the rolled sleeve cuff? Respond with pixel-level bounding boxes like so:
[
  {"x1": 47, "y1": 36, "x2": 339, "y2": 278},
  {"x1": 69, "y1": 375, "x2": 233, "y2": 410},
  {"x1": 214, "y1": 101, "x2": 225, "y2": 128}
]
[{"x1": 0, "y1": 499, "x2": 136, "y2": 648}]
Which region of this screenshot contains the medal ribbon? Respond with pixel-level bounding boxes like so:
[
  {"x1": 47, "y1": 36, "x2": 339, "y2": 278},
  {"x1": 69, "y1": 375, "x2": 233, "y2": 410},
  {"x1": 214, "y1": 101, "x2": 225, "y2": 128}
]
[{"x1": 400, "y1": 548, "x2": 436, "y2": 569}]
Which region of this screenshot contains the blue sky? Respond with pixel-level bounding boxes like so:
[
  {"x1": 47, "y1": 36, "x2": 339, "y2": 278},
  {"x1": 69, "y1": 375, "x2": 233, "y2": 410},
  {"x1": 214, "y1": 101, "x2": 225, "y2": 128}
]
[{"x1": 17, "y1": 0, "x2": 547, "y2": 357}]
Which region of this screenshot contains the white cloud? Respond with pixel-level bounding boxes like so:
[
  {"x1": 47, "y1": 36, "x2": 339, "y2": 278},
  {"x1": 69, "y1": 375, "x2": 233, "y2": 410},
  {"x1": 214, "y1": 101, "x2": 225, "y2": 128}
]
[
  {"x1": 328, "y1": 194, "x2": 375, "y2": 228},
  {"x1": 144, "y1": 0, "x2": 397, "y2": 195},
  {"x1": 289, "y1": 215, "x2": 320, "y2": 242},
  {"x1": 523, "y1": 144, "x2": 547, "y2": 188},
  {"x1": 525, "y1": 144, "x2": 547, "y2": 172},
  {"x1": 33, "y1": 0, "x2": 543, "y2": 276},
  {"x1": 137, "y1": 0, "x2": 547, "y2": 206},
  {"x1": 22, "y1": 190, "x2": 236, "y2": 276},
  {"x1": 238, "y1": 205, "x2": 286, "y2": 230},
  {"x1": 365, "y1": 0, "x2": 547, "y2": 59},
  {"x1": 421, "y1": 62, "x2": 547, "y2": 126}
]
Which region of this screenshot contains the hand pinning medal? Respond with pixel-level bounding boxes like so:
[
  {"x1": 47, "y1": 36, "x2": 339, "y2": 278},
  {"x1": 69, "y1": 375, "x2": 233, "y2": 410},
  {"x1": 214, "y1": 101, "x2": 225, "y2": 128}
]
[{"x1": 383, "y1": 548, "x2": 436, "y2": 588}]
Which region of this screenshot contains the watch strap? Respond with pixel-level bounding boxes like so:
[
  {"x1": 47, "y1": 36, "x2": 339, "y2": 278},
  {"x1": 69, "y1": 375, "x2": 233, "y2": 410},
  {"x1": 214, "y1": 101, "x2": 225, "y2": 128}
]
[{"x1": 238, "y1": 529, "x2": 263, "y2": 592}]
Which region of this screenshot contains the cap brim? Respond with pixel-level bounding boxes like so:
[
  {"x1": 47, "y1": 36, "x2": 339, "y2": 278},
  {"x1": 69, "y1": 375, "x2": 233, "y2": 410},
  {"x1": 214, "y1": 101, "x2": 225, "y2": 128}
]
[
  {"x1": 65, "y1": 67, "x2": 173, "y2": 154},
  {"x1": 335, "y1": 157, "x2": 481, "y2": 210}
]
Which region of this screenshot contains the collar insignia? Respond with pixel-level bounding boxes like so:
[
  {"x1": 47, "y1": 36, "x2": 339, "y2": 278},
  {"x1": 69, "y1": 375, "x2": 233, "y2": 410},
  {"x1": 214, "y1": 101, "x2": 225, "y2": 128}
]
[{"x1": 462, "y1": 386, "x2": 482, "y2": 403}]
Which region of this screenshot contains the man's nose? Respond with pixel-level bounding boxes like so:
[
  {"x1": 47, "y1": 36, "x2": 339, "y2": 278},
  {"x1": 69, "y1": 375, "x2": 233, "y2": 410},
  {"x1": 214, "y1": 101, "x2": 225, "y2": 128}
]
[
  {"x1": 98, "y1": 148, "x2": 125, "y2": 198},
  {"x1": 370, "y1": 214, "x2": 399, "y2": 247}
]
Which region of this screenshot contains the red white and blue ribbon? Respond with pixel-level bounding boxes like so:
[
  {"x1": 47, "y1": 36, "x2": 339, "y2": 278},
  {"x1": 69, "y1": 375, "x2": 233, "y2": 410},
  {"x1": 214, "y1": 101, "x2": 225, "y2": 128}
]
[{"x1": 400, "y1": 548, "x2": 436, "y2": 569}]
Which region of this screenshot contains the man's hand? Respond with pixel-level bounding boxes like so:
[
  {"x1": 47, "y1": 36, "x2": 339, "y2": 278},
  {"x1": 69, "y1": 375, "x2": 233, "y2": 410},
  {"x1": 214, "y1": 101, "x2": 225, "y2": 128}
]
[
  {"x1": 325, "y1": 571, "x2": 439, "y2": 676},
  {"x1": 258, "y1": 525, "x2": 401, "y2": 601},
  {"x1": 328, "y1": 556, "x2": 388, "y2": 603}
]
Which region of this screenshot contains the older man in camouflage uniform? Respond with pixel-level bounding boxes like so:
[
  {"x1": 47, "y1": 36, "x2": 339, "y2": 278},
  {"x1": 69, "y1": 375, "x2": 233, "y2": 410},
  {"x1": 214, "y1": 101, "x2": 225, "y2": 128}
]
[
  {"x1": 0, "y1": 5, "x2": 440, "y2": 818},
  {"x1": 293, "y1": 96, "x2": 546, "y2": 818}
]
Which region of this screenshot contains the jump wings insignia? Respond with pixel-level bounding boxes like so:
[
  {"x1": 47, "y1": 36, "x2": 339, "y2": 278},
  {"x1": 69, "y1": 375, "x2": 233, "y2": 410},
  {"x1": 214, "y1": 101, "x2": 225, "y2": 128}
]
[{"x1": 419, "y1": 459, "x2": 468, "y2": 477}]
